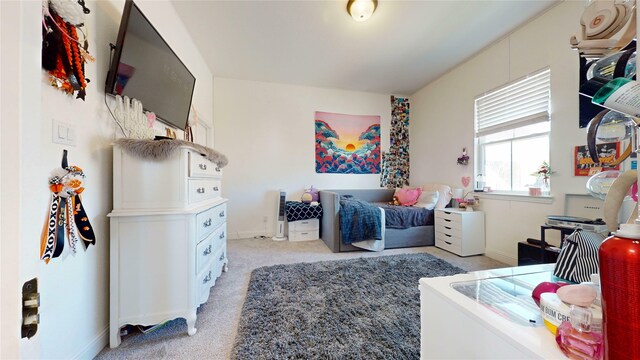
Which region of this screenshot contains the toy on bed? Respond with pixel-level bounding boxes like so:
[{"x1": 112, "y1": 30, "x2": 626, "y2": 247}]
[{"x1": 301, "y1": 185, "x2": 319, "y2": 204}]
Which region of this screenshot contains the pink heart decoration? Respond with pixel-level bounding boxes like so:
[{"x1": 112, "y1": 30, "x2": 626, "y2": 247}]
[{"x1": 461, "y1": 176, "x2": 471, "y2": 188}]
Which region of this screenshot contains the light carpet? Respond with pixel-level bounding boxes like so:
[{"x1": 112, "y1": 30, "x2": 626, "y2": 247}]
[{"x1": 231, "y1": 253, "x2": 465, "y2": 359}]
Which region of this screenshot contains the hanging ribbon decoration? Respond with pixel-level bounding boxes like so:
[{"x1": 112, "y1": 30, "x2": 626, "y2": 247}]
[{"x1": 40, "y1": 150, "x2": 95, "y2": 264}]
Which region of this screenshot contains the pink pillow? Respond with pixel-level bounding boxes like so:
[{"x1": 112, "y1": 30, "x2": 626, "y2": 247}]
[{"x1": 394, "y1": 187, "x2": 422, "y2": 206}]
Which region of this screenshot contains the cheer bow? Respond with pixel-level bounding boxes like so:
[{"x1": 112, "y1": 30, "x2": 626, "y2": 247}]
[{"x1": 40, "y1": 150, "x2": 95, "y2": 264}]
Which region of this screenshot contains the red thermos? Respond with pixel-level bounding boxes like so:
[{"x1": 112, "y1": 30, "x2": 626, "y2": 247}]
[{"x1": 599, "y1": 224, "x2": 640, "y2": 360}]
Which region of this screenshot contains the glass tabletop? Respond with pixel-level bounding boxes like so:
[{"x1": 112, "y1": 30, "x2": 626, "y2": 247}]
[{"x1": 450, "y1": 268, "x2": 556, "y2": 327}]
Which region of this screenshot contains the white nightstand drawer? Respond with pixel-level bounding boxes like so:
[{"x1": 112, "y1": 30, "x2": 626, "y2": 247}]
[
  {"x1": 289, "y1": 229, "x2": 319, "y2": 241},
  {"x1": 435, "y1": 209, "x2": 485, "y2": 256},
  {"x1": 435, "y1": 230, "x2": 462, "y2": 246},
  {"x1": 436, "y1": 238, "x2": 462, "y2": 254},
  {"x1": 436, "y1": 210, "x2": 463, "y2": 222},
  {"x1": 435, "y1": 224, "x2": 462, "y2": 238},
  {"x1": 289, "y1": 219, "x2": 319, "y2": 231}
]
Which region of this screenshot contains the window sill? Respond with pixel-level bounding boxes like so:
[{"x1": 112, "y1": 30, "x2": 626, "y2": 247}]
[{"x1": 474, "y1": 191, "x2": 554, "y2": 204}]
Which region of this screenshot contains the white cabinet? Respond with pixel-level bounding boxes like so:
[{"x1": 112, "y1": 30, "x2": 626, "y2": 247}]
[
  {"x1": 288, "y1": 218, "x2": 319, "y2": 241},
  {"x1": 109, "y1": 146, "x2": 228, "y2": 348},
  {"x1": 434, "y1": 209, "x2": 485, "y2": 256}
]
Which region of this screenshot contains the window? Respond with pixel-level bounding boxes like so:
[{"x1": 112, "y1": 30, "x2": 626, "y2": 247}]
[{"x1": 475, "y1": 68, "x2": 551, "y2": 193}]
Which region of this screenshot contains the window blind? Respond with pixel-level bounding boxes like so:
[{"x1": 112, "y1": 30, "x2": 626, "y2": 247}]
[{"x1": 475, "y1": 68, "x2": 550, "y2": 136}]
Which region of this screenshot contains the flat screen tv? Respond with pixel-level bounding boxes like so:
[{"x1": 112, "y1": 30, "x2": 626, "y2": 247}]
[{"x1": 105, "y1": 0, "x2": 195, "y2": 131}]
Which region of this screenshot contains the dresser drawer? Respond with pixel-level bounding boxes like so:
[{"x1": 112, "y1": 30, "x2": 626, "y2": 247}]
[
  {"x1": 196, "y1": 207, "x2": 217, "y2": 241},
  {"x1": 211, "y1": 203, "x2": 227, "y2": 230},
  {"x1": 289, "y1": 219, "x2": 319, "y2": 231},
  {"x1": 198, "y1": 245, "x2": 226, "y2": 305},
  {"x1": 211, "y1": 223, "x2": 227, "y2": 251},
  {"x1": 196, "y1": 233, "x2": 214, "y2": 274},
  {"x1": 188, "y1": 179, "x2": 219, "y2": 204},
  {"x1": 189, "y1": 152, "x2": 216, "y2": 178},
  {"x1": 197, "y1": 267, "x2": 214, "y2": 305},
  {"x1": 435, "y1": 224, "x2": 462, "y2": 238}
]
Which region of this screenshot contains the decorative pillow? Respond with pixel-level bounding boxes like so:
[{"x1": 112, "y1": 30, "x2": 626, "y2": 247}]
[
  {"x1": 414, "y1": 191, "x2": 439, "y2": 210},
  {"x1": 422, "y1": 184, "x2": 452, "y2": 209},
  {"x1": 394, "y1": 187, "x2": 422, "y2": 206}
]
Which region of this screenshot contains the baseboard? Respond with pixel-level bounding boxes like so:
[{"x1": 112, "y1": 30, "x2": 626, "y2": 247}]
[
  {"x1": 234, "y1": 230, "x2": 272, "y2": 240},
  {"x1": 73, "y1": 326, "x2": 108, "y2": 360},
  {"x1": 485, "y1": 249, "x2": 517, "y2": 266}
]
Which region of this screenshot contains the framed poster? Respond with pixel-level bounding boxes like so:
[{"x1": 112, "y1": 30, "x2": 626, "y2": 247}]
[
  {"x1": 315, "y1": 111, "x2": 381, "y2": 174},
  {"x1": 574, "y1": 142, "x2": 621, "y2": 176}
]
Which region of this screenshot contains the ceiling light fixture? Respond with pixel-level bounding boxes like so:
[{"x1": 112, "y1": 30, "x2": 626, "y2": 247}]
[{"x1": 347, "y1": 0, "x2": 377, "y2": 22}]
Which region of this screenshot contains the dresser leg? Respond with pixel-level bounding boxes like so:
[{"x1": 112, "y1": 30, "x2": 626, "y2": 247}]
[
  {"x1": 223, "y1": 261, "x2": 229, "y2": 272},
  {"x1": 110, "y1": 325, "x2": 122, "y2": 348},
  {"x1": 186, "y1": 311, "x2": 197, "y2": 336}
]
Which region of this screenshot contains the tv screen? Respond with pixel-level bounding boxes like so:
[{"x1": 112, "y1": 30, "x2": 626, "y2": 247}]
[{"x1": 105, "y1": 0, "x2": 195, "y2": 130}]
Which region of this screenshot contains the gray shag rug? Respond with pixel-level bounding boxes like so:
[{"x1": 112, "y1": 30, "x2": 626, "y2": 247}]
[{"x1": 231, "y1": 253, "x2": 465, "y2": 359}]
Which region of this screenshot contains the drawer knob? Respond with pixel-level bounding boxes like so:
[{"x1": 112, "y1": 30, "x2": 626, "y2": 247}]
[
  {"x1": 215, "y1": 167, "x2": 221, "y2": 172},
  {"x1": 197, "y1": 187, "x2": 205, "y2": 194},
  {"x1": 445, "y1": 241, "x2": 452, "y2": 245},
  {"x1": 444, "y1": 211, "x2": 451, "y2": 214},
  {"x1": 219, "y1": 211, "x2": 225, "y2": 217},
  {"x1": 219, "y1": 232, "x2": 225, "y2": 239},
  {"x1": 445, "y1": 234, "x2": 452, "y2": 237},
  {"x1": 219, "y1": 253, "x2": 225, "y2": 261},
  {"x1": 213, "y1": 186, "x2": 219, "y2": 191},
  {"x1": 444, "y1": 219, "x2": 451, "y2": 222},
  {"x1": 444, "y1": 226, "x2": 451, "y2": 230},
  {"x1": 203, "y1": 219, "x2": 212, "y2": 227},
  {"x1": 203, "y1": 271, "x2": 212, "y2": 284},
  {"x1": 203, "y1": 244, "x2": 212, "y2": 256},
  {"x1": 199, "y1": 164, "x2": 207, "y2": 170}
]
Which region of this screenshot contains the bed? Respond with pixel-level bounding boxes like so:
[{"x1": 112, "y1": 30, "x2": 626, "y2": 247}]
[{"x1": 319, "y1": 185, "x2": 451, "y2": 252}]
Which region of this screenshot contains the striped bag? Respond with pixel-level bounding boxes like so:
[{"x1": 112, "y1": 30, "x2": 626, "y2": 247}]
[{"x1": 553, "y1": 229, "x2": 605, "y2": 283}]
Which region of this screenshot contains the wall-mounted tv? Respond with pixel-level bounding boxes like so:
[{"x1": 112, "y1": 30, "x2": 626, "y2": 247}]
[{"x1": 105, "y1": 0, "x2": 195, "y2": 131}]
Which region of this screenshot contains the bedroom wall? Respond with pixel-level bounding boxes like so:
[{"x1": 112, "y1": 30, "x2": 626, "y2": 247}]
[
  {"x1": 213, "y1": 77, "x2": 396, "y2": 239},
  {"x1": 4, "y1": 1, "x2": 213, "y2": 358},
  {"x1": 411, "y1": 0, "x2": 599, "y2": 265}
]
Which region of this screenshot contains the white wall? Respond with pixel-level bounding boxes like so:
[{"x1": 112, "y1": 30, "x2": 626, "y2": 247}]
[
  {"x1": 213, "y1": 78, "x2": 394, "y2": 239},
  {"x1": 3, "y1": 1, "x2": 213, "y2": 358},
  {"x1": 411, "y1": 1, "x2": 593, "y2": 265}
]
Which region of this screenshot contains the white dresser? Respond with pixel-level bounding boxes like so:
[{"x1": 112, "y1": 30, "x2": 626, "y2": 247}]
[
  {"x1": 434, "y1": 208, "x2": 485, "y2": 256},
  {"x1": 108, "y1": 146, "x2": 228, "y2": 348}
]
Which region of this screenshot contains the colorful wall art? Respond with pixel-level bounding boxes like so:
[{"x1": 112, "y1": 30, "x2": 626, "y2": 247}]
[
  {"x1": 574, "y1": 142, "x2": 621, "y2": 176},
  {"x1": 380, "y1": 96, "x2": 410, "y2": 188},
  {"x1": 315, "y1": 111, "x2": 381, "y2": 174}
]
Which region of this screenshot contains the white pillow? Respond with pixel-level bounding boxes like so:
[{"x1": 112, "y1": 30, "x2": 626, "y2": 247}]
[
  {"x1": 414, "y1": 191, "x2": 439, "y2": 210},
  {"x1": 422, "y1": 183, "x2": 452, "y2": 209}
]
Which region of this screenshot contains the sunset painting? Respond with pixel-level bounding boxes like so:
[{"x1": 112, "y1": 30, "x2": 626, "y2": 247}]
[{"x1": 315, "y1": 111, "x2": 381, "y2": 174}]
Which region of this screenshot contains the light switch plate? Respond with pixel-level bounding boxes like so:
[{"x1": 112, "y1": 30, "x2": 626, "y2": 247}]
[{"x1": 52, "y1": 118, "x2": 75, "y2": 146}]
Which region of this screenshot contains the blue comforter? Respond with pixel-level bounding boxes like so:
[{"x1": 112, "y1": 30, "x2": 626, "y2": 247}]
[
  {"x1": 339, "y1": 199, "x2": 382, "y2": 245},
  {"x1": 375, "y1": 203, "x2": 434, "y2": 229}
]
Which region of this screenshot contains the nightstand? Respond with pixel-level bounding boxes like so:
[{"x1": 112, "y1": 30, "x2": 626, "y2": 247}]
[{"x1": 434, "y1": 208, "x2": 485, "y2": 256}]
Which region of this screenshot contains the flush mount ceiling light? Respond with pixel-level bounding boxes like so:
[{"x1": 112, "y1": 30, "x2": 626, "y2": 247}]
[{"x1": 347, "y1": 0, "x2": 378, "y2": 22}]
